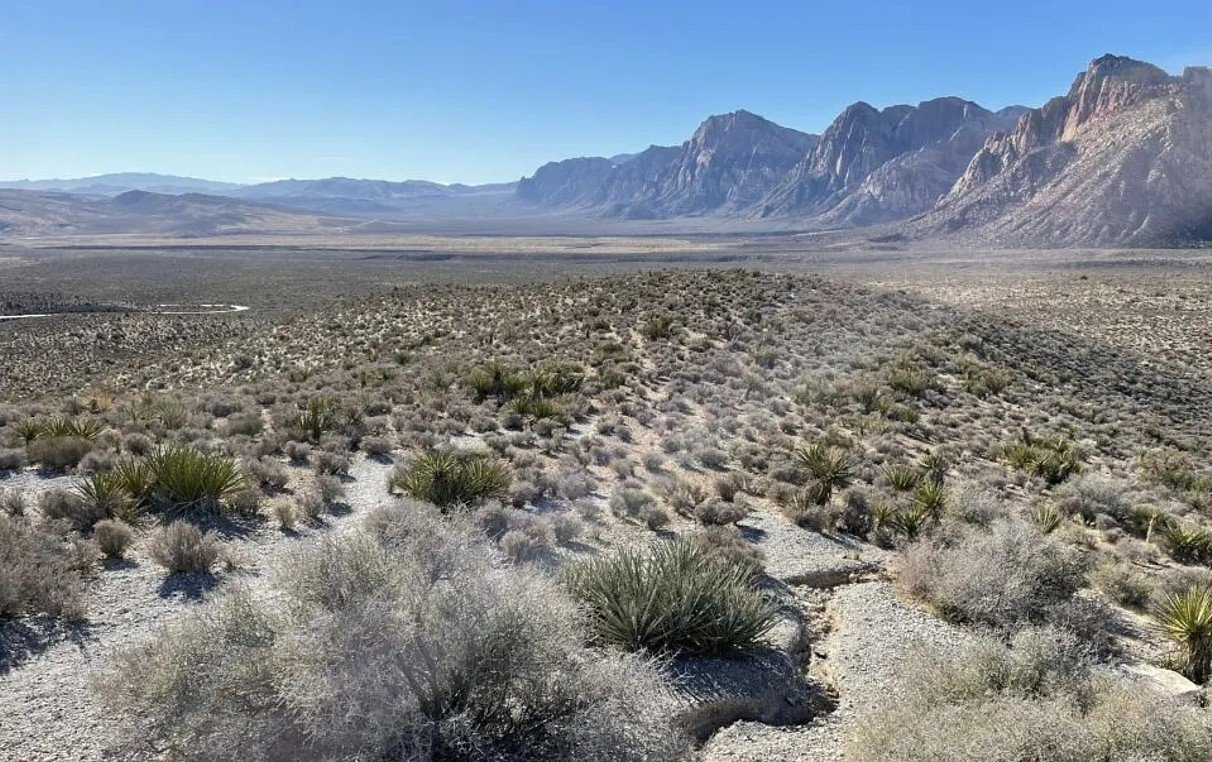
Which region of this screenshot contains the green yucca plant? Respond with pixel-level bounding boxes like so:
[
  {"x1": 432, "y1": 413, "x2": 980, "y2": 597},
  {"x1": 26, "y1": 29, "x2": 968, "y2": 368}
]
[
  {"x1": 1156, "y1": 587, "x2": 1212, "y2": 683},
  {"x1": 1031, "y1": 503, "x2": 1065, "y2": 534},
  {"x1": 14, "y1": 418, "x2": 44, "y2": 443},
  {"x1": 794, "y1": 443, "x2": 858, "y2": 504},
  {"x1": 883, "y1": 464, "x2": 923, "y2": 492},
  {"x1": 144, "y1": 446, "x2": 245, "y2": 514},
  {"x1": 997, "y1": 432, "x2": 1082, "y2": 485},
  {"x1": 912, "y1": 481, "x2": 948, "y2": 518},
  {"x1": 390, "y1": 451, "x2": 511, "y2": 510},
  {"x1": 1163, "y1": 524, "x2": 1212, "y2": 565},
  {"x1": 562, "y1": 540, "x2": 776, "y2": 654},
  {"x1": 40, "y1": 416, "x2": 104, "y2": 440},
  {"x1": 295, "y1": 396, "x2": 339, "y2": 442},
  {"x1": 111, "y1": 458, "x2": 155, "y2": 514},
  {"x1": 75, "y1": 471, "x2": 133, "y2": 523},
  {"x1": 892, "y1": 504, "x2": 933, "y2": 540}
]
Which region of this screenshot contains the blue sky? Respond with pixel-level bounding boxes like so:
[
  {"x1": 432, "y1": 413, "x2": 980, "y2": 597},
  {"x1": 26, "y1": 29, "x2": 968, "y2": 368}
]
[{"x1": 1, "y1": 0, "x2": 1209, "y2": 185}]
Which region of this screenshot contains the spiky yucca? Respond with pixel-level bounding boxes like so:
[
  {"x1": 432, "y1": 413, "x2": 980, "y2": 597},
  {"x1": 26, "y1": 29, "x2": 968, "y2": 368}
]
[
  {"x1": 562, "y1": 541, "x2": 776, "y2": 654},
  {"x1": 794, "y1": 443, "x2": 858, "y2": 504},
  {"x1": 144, "y1": 446, "x2": 245, "y2": 514},
  {"x1": 1156, "y1": 587, "x2": 1212, "y2": 683},
  {"x1": 390, "y1": 451, "x2": 511, "y2": 510}
]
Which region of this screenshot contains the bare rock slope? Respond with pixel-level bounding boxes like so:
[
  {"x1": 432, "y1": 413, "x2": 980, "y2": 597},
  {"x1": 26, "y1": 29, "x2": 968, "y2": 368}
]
[{"x1": 928, "y1": 55, "x2": 1212, "y2": 246}]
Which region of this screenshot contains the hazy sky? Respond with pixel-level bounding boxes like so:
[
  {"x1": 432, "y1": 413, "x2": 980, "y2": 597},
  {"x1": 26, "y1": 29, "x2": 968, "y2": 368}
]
[{"x1": 2, "y1": 0, "x2": 1209, "y2": 185}]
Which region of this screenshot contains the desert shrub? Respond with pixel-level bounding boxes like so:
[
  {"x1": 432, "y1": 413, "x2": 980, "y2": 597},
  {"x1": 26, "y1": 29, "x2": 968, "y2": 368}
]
[
  {"x1": 610, "y1": 486, "x2": 654, "y2": 519},
  {"x1": 27, "y1": 436, "x2": 95, "y2": 470},
  {"x1": 1156, "y1": 587, "x2": 1212, "y2": 683},
  {"x1": 0, "y1": 514, "x2": 94, "y2": 618},
  {"x1": 94, "y1": 519, "x2": 136, "y2": 559},
  {"x1": 313, "y1": 449, "x2": 352, "y2": 476},
  {"x1": 360, "y1": 435, "x2": 393, "y2": 457},
  {"x1": 0, "y1": 448, "x2": 24, "y2": 471},
  {"x1": 640, "y1": 504, "x2": 670, "y2": 531},
  {"x1": 247, "y1": 457, "x2": 289, "y2": 491},
  {"x1": 1055, "y1": 474, "x2": 1136, "y2": 524},
  {"x1": 563, "y1": 540, "x2": 776, "y2": 654},
  {"x1": 850, "y1": 627, "x2": 1212, "y2": 761},
  {"x1": 900, "y1": 520, "x2": 1091, "y2": 632},
  {"x1": 389, "y1": 450, "x2": 511, "y2": 510},
  {"x1": 294, "y1": 490, "x2": 324, "y2": 522},
  {"x1": 316, "y1": 474, "x2": 345, "y2": 505},
  {"x1": 284, "y1": 440, "x2": 311, "y2": 463},
  {"x1": 694, "y1": 447, "x2": 729, "y2": 470},
  {"x1": 40, "y1": 488, "x2": 105, "y2": 532},
  {"x1": 1091, "y1": 561, "x2": 1153, "y2": 609},
  {"x1": 274, "y1": 501, "x2": 296, "y2": 531},
  {"x1": 226, "y1": 487, "x2": 263, "y2": 518},
  {"x1": 2, "y1": 489, "x2": 27, "y2": 516},
  {"x1": 690, "y1": 497, "x2": 748, "y2": 526},
  {"x1": 145, "y1": 446, "x2": 246, "y2": 514},
  {"x1": 101, "y1": 505, "x2": 687, "y2": 761},
  {"x1": 147, "y1": 521, "x2": 221, "y2": 574},
  {"x1": 500, "y1": 522, "x2": 553, "y2": 563},
  {"x1": 549, "y1": 513, "x2": 583, "y2": 543},
  {"x1": 690, "y1": 526, "x2": 764, "y2": 578},
  {"x1": 224, "y1": 413, "x2": 264, "y2": 437}
]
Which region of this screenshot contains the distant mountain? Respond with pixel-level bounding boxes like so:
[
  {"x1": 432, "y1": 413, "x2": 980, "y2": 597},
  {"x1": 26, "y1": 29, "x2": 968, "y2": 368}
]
[
  {"x1": 926, "y1": 55, "x2": 1212, "y2": 246},
  {"x1": 0, "y1": 189, "x2": 345, "y2": 237},
  {"x1": 757, "y1": 97, "x2": 1024, "y2": 223},
  {"x1": 517, "y1": 101, "x2": 1020, "y2": 227},
  {"x1": 0, "y1": 172, "x2": 243, "y2": 196},
  {"x1": 518, "y1": 110, "x2": 817, "y2": 218},
  {"x1": 231, "y1": 177, "x2": 517, "y2": 215}
]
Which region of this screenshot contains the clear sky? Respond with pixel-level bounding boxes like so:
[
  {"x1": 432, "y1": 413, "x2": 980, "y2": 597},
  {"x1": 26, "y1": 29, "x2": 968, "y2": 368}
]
[{"x1": 2, "y1": 0, "x2": 1209, "y2": 185}]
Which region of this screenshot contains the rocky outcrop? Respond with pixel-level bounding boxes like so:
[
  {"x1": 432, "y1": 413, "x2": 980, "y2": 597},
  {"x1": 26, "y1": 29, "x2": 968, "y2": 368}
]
[
  {"x1": 931, "y1": 55, "x2": 1212, "y2": 245},
  {"x1": 516, "y1": 111, "x2": 816, "y2": 218},
  {"x1": 757, "y1": 97, "x2": 1022, "y2": 222}
]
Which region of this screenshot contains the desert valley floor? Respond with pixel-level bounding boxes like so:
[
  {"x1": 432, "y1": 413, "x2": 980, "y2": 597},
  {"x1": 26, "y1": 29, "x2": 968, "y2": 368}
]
[{"x1": 3, "y1": 235, "x2": 1212, "y2": 760}]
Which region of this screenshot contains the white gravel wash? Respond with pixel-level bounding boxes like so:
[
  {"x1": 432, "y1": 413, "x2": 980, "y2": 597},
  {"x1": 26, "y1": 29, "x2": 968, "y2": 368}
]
[
  {"x1": 0, "y1": 455, "x2": 394, "y2": 762},
  {"x1": 703, "y1": 581, "x2": 973, "y2": 761}
]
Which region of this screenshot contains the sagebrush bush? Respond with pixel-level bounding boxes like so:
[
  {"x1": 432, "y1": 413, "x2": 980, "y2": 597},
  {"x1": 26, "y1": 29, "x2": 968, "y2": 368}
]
[
  {"x1": 900, "y1": 520, "x2": 1092, "y2": 632},
  {"x1": 94, "y1": 519, "x2": 136, "y2": 559},
  {"x1": 563, "y1": 540, "x2": 776, "y2": 654},
  {"x1": 0, "y1": 514, "x2": 94, "y2": 618},
  {"x1": 147, "y1": 521, "x2": 221, "y2": 574},
  {"x1": 850, "y1": 626, "x2": 1212, "y2": 760},
  {"x1": 101, "y1": 504, "x2": 687, "y2": 761},
  {"x1": 390, "y1": 450, "x2": 511, "y2": 509}
]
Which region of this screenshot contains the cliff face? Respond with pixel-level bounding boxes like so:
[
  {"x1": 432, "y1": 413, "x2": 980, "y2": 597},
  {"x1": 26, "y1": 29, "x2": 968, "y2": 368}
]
[
  {"x1": 932, "y1": 56, "x2": 1212, "y2": 245},
  {"x1": 756, "y1": 97, "x2": 1021, "y2": 222}
]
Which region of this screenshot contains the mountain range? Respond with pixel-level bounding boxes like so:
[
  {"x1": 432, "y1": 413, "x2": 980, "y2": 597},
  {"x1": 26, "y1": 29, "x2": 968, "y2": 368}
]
[{"x1": 2, "y1": 54, "x2": 1208, "y2": 247}]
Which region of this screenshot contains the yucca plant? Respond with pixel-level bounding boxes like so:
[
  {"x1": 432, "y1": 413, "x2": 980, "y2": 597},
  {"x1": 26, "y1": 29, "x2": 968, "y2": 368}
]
[
  {"x1": 144, "y1": 446, "x2": 246, "y2": 514},
  {"x1": 295, "y1": 396, "x2": 339, "y2": 442},
  {"x1": 14, "y1": 418, "x2": 44, "y2": 443},
  {"x1": 892, "y1": 504, "x2": 933, "y2": 540},
  {"x1": 1156, "y1": 587, "x2": 1212, "y2": 683},
  {"x1": 997, "y1": 432, "x2": 1082, "y2": 485},
  {"x1": 1164, "y1": 523, "x2": 1212, "y2": 565},
  {"x1": 75, "y1": 471, "x2": 133, "y2": 523},
  {"x1": 1031, "y1": 503, "x2": 1065, "y2": 534},
  {"x1": 390, "y1": 451, "x2": 511, "y2": 510},
  {"x1": 883, "y1": 464, "x2": 922, "y2": 492},
  {"x1": 912, "y1": 481, "x2": 948, "y2": 518},
  {"x1": 111, "y1": 458, "x2": 155, "y2": 514},
  {"x1": 40, "y1": 416, "x2": 104, "y2": 440},
  {"x1": 562, "y1": 540, "x2": 776, "y2": 654},
  {"x1": 794, "y1": 443, "x2": 858, "y2": 504}
]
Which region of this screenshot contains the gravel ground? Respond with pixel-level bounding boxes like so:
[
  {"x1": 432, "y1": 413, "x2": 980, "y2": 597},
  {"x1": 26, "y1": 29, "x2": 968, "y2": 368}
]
[
  {"x1": 0, "y1": 456, "x2": 395, "y2": 762},
  {"x1": 703, "y1": 581, "x2": 973, "y2": 761}
]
